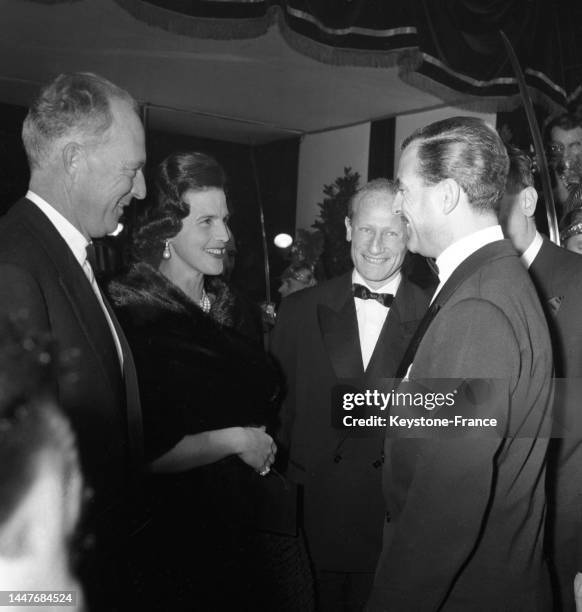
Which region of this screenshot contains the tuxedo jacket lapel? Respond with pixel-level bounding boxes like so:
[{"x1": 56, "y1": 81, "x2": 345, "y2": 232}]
[
  {"x1": 366, "y1": 276, "x2": 428, "y2": 380},
  {"x1": 530, "y1": 240, "x2": 564, "y2": 314},
  {"x1": 317, "y1": 273, "x2": 365, "y2": 380},
  {"x1": 397, "y1": 240, "x2": 512, "y2": 377}
]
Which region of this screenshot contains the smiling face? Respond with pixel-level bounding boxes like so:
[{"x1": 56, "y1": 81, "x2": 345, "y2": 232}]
[
  {"x1": 74, "y1": 98, "x2": 146, "y2": 238},
  {"x1": 169, "y1": 188, "x2": 230, "y2": 277},
  {"x1": 549, "y1": 126, "x2": 582, "y2": 169},
  {"x1": 394, "y1": 143, "x2": 444, "y2": 258},
  {"x1": 345, "y1": 189, "x2": 407, "y2": 289}
]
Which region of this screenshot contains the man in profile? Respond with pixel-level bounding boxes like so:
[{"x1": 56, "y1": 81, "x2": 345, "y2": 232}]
[
  {"x1": 369, "y1": 117, "x2": 553, "y2": 611},
  {"x1": 499, "y1": 146, "x2": 582, "y2": 611},
  {"x1": 271, "y1": 179, "x2": 435, "y2": 611},
  {"x1": 0, "y1": 72, "x2": 146, "y2": 607}
]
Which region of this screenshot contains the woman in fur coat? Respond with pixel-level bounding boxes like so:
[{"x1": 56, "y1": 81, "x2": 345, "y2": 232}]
[{"x1": 108, "y1": 152, "x2": 285, "y2": 610}]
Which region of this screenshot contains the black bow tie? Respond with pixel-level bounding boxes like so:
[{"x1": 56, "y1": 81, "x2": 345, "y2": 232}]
[{"x1": 352, "y1": 283, "x2": 394, "y2": 307}]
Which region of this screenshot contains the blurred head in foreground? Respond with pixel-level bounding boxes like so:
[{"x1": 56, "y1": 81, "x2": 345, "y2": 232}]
[{"x1": 0, "y1": 321, "x2": 83, "y2": 609}]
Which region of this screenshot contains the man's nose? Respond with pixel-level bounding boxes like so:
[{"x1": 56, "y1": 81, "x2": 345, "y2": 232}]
[
  {"x1": 368, "y1": 232, "x2": 384, "y2": 254},
  {"x1": 132, "y1": 169, "x2": 147, "y2": 200}
]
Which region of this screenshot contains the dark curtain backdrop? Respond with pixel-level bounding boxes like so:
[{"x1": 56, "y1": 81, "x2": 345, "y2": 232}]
[
  {"x1": 109, "y1": 0, "x2": 570, "y2": 113},
  {"x1": 405, "y1": 0, "x2": 565, "y2": 112}
]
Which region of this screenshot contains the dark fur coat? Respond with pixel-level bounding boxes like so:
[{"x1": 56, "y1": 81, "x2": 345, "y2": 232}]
[
  {"x1": 108, "y1": 263, "x2": 285, "y2": 608},
  {"x1": 108, "y1": 262, "x2": 281, "y2": 462}
]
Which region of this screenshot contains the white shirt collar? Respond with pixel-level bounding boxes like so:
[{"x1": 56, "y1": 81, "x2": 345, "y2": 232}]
[
  {"x1": 435, "y1": 225, "x2": 504, "y2": 292},
  {"x1": 520, "y1": 231, "x2": 544, "y2": 269},
  {"x1": 26, "y1": 190, "x2": 89, "y2": 267},
  {"x1": 352, "y1": 268, "x2": 401, "y2": 295}
]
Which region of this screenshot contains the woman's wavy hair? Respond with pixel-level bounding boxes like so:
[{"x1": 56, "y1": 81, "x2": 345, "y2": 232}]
[{"x1": 131, "y1": 151, "x2": 227, "y2": 264}]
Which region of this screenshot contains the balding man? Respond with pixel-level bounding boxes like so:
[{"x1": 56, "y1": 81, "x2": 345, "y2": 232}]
[
  {"x1": 0, "y1": 72, "x2": 146, "y2": 609},
  {"x1": 369, "y1": 117, "x2": 553, "y2": 611},
  {"x1": 271, "y1": 179, "x2": 435, "y2": 611}
]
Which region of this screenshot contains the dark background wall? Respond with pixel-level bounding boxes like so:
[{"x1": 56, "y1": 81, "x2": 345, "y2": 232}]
[{"x1": 0, "y1": 102, "x2": 28, "y2": 215}]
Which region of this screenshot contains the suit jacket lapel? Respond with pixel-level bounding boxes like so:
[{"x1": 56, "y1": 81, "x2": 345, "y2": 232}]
[
  {"x1": 19, "y1": 199, "x2": 123, "y2": 399},
  {"x1": 397, "y1": 240, "x2": 512, "y2": 377},
  {"x1": 102, "y1": 292, "x2": 144, "y2": 476},
  {"x1": 317, "y1": 272, "x2": 365, "y2": 379}
]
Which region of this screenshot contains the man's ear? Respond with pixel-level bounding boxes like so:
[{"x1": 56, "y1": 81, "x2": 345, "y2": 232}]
[
  {"x1": 520, "y1": 186, "x2": 538, "y2": 219},
  {"x1": 345, "y1": 216, "x2": 352, "y2": 242},
  {"x1": 441, "y1": 179, "x2": 461, "y2": 215},
  {"x1": 61, "y1": 142, "x2": 84, "y2": 177}
]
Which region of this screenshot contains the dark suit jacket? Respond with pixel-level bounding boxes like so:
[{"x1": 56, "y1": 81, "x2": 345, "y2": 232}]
[
  {"x1": 270, "y1": 257, "x2": 435, "y2": 572},
  {"x1": 0, "y1": 198, "x2": 142, "y2": 591},
  {"x1": 369, "y1": 240, "x2": 554, "y2": 611},
  {"x1": 530, "y1": 239, "x2": 582, "y2": 611}
]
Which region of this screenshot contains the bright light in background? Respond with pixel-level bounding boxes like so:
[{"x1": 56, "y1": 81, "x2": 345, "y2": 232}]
[
  {"x1": 274, "y1": 233, "x2": 293, "y2": 249},
  {"x1": 109, "y1": 223, "x2": 124, "y2": 237}
]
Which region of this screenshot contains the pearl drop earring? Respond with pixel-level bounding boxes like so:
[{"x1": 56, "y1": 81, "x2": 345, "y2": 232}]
[{"x1": 162, "y1": 239, "x2": 171, "y2": 260}]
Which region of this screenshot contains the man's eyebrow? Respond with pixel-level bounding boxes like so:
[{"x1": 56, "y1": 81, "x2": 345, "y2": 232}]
[{"x1": 196, "y1": 213, "x2": 225, "y2": 220}]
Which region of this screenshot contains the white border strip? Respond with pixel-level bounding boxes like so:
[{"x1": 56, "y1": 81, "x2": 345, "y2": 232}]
[
  {"x1": 286, "y1": 7, "x2": 417, "y2": 38},
  {"x1": 422, "y1": 53, "x2": 565, "y2": 99}
]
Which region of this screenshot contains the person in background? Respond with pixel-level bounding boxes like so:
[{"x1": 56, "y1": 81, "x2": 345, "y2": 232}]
[
  {"x1": 108, "y1": 151, "x2": 300, "y2": 611},
  {"x1": 278, "y1": 262, "x2": 317, "y2": 298},
  {"x1": 0, "y1": 72, "x2": 145, "y2": 610},
  {"x1": 560, "y1": 208, "x2": 582, "y2": 255},
  {"x1": 0, "y1": 320, "x2": 84, "y2": 611},
  {"x1": 499, "y1": 145, "x2": 582, "y2": 611}
]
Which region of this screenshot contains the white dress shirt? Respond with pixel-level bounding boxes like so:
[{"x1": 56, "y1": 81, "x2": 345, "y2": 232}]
[
  {"x1": 401, "y1": 225, "x2": 504, "y2": 381},
  {"x1": 431, "y1": 225, "x2": 504, "y2": 304},
  {"x1": 352, "y1": 269, "x2": 401, "y2": 370},
  {"x1": 520, "y1": 231, "x2": 544, "y2": 270},
  {"x1": 26, "y1": 190, "x2": 124, "y2": 368}
]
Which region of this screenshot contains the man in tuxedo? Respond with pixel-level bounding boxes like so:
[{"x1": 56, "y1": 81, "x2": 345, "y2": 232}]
[
  {"x1": 271, "y1": 179, "x2": 435, "y2": 611},
  {"x1": 0, "y1": 72, "x2": 145, "y2": 607},
  {"x1": 499, "y1": 146, "x2": 582, "y2": 611},
  {"x1": 368, "y1": 117, "x2": 554, "y2": 611}
]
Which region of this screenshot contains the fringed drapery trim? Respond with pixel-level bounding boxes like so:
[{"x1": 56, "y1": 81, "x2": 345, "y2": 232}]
[
  {"x1": 112, "y1": 0, "x2": 567, "y2": 116},
  {"x1": 400, "y1": 61, "x2": 566, "y2": 117},
  {"x1": 115, "y1": 0, "x2": 272, "y2": 40},
  {"x1": 275, "y1": 11, "x2": 408, "y2": 69},
  {"x1": 114, "y1": 0, "x2": 413, "y2": 67},
  {"x1": 27, "y1": 0, "x2": 82, "y2": 3}
]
